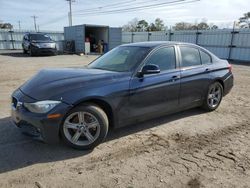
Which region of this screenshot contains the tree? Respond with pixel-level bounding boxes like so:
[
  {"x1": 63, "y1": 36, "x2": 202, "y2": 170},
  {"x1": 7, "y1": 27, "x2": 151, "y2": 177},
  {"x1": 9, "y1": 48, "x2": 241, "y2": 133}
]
[
  {"x1": 123, "y1": 18, "x2": 166, "y2": 32},
  {"x1": 173, "y1": 22, "x2": 193, "y2": 30},
  {"x1": 239, "y1": 12, "x2": 250, "y2": 28},
  {"x1": 122, "y1": 18, "x2": 139, "y2": 32},
  {"x1": 148, "y1": 23, "x2": 157, "y2": 31},
  {"x1": 0, "y1": 22, "x2": 13, "y2": 29},
  {"x1": 173, "y1": 21, "x2": 218, "y2": 30},
  {"x1": 197, "y1": 22, "x2": 210, "y2": 30},
  {"x1": 210, "y1": 24, "x2": 218, "y2": 30},
  {"x1": 137, "y1": 20, "x2": 149, "y2": 31},
  {"x1": 154, "y1": 18, "x2": 165, "y2": 31}
]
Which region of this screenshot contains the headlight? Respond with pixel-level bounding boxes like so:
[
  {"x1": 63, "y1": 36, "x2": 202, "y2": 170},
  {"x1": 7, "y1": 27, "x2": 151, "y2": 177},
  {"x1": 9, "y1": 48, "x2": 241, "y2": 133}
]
[
  {"x1": 31, "y1": 42, "x2": 40, "y2": 48},
  {"x1": 24, "y1": 100, "x2": 61, "y2": 113},
  {"x1": 51, "y1": 43, "x2": 56, "y2": 48}
]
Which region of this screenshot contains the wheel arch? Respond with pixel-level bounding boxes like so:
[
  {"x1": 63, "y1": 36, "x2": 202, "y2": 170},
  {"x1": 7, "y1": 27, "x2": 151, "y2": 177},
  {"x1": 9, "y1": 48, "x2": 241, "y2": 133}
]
[
  {"x1": 214, "y1": 79, "x2": 224, "y2": 92},
  {"x1": 70, "y1": 98, "x2": 115, "y2": 130}
]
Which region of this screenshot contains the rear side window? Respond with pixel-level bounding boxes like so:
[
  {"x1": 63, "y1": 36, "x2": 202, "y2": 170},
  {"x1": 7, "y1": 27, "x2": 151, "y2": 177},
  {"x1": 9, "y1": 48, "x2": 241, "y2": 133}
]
[
  {"x1": 180, "y1": 46, "x2": 201, "y2": 67},
  {"x1": 145, "y1": 47, "x2": 176, "y2": 71},
  {"x1": 200, "y1": 50, "x2": 212, "y2": 64}
]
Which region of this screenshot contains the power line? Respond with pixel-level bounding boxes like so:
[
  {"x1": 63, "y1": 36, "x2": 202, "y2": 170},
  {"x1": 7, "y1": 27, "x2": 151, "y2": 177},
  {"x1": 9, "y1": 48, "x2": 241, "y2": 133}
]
[
  {"x1": 74, "y1": 0, "x2": 171, "y2": 14},
  {"x1": 39, "y1": 0, "x2": 200, "y2": 27},
  {"x1": 31, "y1": 15, "x2": 38, "y2": 31},
  {"x1": 74, "y1": 0, "x2": 200, "y2": 16},
  {"x1": 74, "y1": 0, "x2": 137, "y2": 13}
]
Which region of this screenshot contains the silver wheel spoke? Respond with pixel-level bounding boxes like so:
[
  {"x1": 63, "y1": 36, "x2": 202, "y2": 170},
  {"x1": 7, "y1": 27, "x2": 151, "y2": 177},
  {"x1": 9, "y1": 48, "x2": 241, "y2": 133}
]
[
  {"x1": 210, "y1": 87, "x2": 215, "y2": 94},
  {"x1": 72, "y1": 131, "x2": 82, "y2": 143},
  {"x1": 87, "y1": 121, "x2": 98, "y2": 129},
  {"x1": 83, "y1": 130, "x2": 94, "y2": 142},
  {"x1": 208, "y1": 94, "x2": 213, "y2": 99},
  {"x1": 214, "y1": 98, "x2": 219, "y2": 102},
  {"x1": 65, "y1": 122, "x2": 78, "y2": 129},
  {"x1": 211, "y1": 99, "x2": 214, "y2": 105},
  {"x1": 215, "y1": 90, "x2": 220, "y2": 95},
  {"x1": 78, "y1": 112, "x2": 85, "y2": 124}
]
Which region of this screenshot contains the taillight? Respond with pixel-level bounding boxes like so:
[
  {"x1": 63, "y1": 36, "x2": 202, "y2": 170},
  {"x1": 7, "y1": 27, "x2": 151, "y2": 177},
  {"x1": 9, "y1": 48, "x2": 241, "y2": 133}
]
[{"x1": 228, "y1": 64, "x2": 232, "y2": 72}]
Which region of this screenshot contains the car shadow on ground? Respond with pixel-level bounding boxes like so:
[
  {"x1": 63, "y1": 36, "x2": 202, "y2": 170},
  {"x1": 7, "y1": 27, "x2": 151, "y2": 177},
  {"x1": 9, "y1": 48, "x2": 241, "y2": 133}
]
[
  {"x1": 0, "y1": 51, "x2": 30, "y2": 58},
  {"x1": 0, "y1": 51, "x2": 60, "y2": 58},
  {"x1": 0, "y1": 108, "x2": 205, "y2": 174}
]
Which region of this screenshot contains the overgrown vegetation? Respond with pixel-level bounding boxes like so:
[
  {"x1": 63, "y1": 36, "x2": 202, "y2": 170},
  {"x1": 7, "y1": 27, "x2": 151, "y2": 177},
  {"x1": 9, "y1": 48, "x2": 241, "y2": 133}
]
[
  {"x1": 239, "y1": 12, "x2": 250, "y2": 28},
  {"x1": 0, "y1": 22, "x2": 13, "y2": 29}
]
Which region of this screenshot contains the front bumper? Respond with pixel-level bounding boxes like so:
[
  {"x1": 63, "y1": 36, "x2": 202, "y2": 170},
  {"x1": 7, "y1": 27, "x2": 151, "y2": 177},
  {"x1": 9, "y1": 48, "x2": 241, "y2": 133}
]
[
  {"x1": 11, "y1": 89, "x2": 71, "y2": 143},
  {"x1": 31, "y1": 46, "x2": 57, "y2": 55}
]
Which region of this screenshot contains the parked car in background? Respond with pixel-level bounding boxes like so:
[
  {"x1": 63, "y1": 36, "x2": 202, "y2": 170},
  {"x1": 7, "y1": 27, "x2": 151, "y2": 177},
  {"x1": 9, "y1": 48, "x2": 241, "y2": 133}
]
[
  {"x1": 11, "y1": 41, "x2": 233, "y2": 150},
  {"x1": 22, "y1": 33, "x2": 57, "y2": 56}
]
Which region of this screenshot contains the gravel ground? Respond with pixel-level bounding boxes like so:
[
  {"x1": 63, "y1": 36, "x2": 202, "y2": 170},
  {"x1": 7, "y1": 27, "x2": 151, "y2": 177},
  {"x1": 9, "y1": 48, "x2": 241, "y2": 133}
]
[{"x1": 0, "y1": 50, "x2": 249, "y2": 188}]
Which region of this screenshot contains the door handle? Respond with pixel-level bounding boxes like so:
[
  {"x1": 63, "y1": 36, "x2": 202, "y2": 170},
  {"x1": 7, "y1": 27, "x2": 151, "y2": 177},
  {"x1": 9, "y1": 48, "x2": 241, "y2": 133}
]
[
  {"x1": 205, "y1": 68, "x2": 210, "y2": 72},
  {"x1": 171, "y1": 75, "x2": 180, "y2": 82}
]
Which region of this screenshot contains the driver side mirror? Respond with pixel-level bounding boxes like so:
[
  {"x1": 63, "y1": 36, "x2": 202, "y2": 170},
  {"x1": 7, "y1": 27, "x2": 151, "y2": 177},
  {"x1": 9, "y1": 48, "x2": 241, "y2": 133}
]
[{"x1": 138, "y1": 64, "x2": 160, "y2": 77}]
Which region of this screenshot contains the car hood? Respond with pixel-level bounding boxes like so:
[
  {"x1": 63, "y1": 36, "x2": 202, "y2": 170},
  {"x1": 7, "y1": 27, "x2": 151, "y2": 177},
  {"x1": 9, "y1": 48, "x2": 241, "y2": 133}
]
[
  {"x1": 31, "y1": 40, "x2": 55, "y2": 43},
  {"x1": 20, "y1": 68, "x2": 129, "y2": 100}
]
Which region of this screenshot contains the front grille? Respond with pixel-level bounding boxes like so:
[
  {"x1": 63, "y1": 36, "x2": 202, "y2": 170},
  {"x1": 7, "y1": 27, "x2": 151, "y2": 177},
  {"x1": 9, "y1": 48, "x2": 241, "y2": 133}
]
[{"x1": 12, "y1": 97, "x2": 18, "y2": 108}]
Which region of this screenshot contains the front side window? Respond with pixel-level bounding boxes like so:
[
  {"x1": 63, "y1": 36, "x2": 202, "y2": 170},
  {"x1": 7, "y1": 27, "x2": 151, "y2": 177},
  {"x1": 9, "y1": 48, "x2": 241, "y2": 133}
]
[
  {"x1": 88, "y1": 46, "x2": 150, "y2": 72},
  {"x1": 145, "y1": 47, "x2": 176, "y2": 71},
  {"x1": 200, "y1": 50, "x2": 212, "y2": 64},
  {"x1": 180, "y1": 46, "x2": 201, "y2": 67}
]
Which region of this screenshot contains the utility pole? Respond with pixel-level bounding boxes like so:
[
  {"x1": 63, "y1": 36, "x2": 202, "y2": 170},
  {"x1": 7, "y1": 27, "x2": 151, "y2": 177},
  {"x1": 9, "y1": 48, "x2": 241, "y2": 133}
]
[
  {"x1": 66, "y1": 0, "x2": 75, "y2": 26},
  {"x1": 18, "y1": 20, "x2": 21, "y2": 31},
  {"x1": 31, "y1": 15, "x2": 38, "y2": 31}
]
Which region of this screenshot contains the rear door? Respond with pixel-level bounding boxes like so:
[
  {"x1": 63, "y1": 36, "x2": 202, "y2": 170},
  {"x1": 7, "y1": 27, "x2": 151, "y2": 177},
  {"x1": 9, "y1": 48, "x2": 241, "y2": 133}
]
[
  {"x1": 178, "y1": 45, "x2": 212, "y2": 107},
  {"x1": 108, "y1": 27, "x2": 122, "y2": 50},
  {"x1": 128, "y1": 46, "x2": 181, "y2": 119}
]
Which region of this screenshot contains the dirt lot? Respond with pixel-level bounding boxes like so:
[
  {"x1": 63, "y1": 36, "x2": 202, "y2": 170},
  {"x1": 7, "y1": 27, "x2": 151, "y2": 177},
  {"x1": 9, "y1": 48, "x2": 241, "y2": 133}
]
[{"x1": 0, "y1": 50, "x2": 249, "y2": 188}]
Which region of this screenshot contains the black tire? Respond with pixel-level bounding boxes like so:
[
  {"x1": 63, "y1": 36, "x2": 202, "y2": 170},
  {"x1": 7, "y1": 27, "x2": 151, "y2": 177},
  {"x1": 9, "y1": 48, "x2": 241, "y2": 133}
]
[
  {"x1": 23, "y1": 49, "x2": 28, "y2": 54},
  {"x1": 202, "y1": 82, "x2": 223, "y2": 111},
  {"x1": 60, "y1": 104, "x2": 109, "y2": 150},
  {"x1": 53, "y1": 50, "x2": 58, "y2": 56},
  {"x1": 30, "y1": 47, "x2": 35, "y2": 57}
]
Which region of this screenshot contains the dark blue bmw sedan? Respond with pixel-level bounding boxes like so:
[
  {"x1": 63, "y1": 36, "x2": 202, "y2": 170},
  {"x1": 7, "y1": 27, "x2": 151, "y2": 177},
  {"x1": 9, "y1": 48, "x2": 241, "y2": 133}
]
[{"x1": 11, "y1": 42, "x2": 233, "y2": 149}]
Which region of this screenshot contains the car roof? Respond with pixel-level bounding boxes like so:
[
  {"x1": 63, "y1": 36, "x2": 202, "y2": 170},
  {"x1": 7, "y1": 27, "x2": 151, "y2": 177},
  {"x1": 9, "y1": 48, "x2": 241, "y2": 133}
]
[
  {"x1": 121, "y1": 41, "x2": 220, "y2": 60},
  {"x1": 121, "y1": 41, "x2": 198, "y2": 48},
  {"x1": 25, "y1": 32, "x2": 47, "y2": 35}
]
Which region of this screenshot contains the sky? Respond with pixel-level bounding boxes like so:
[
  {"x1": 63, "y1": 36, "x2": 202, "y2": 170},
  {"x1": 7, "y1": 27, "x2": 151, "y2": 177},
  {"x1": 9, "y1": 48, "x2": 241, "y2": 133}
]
[{"x1": 0, "y1": 0, "x2": 249, "y2": 31}]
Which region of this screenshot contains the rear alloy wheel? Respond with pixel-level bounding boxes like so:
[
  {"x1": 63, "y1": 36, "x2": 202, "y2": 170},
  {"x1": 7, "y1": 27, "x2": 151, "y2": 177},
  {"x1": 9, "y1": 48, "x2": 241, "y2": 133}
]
[
  {"x1": 202, "y1": 82, "x2": 223, "y2": 111},
  {"x1": 60, "y1": 104, "x2": 108, "y2": 150}
]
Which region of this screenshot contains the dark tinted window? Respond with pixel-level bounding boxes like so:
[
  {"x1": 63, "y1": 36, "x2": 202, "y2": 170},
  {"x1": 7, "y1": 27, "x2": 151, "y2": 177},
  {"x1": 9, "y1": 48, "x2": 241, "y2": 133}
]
[
  {"x1": 200, "y1": 50, "x2": 212, "y2": 64},
  {"x1": 180, "y1": 46, "x2": 201, "y2": 67},
  {"x1": 145, "y1": 47, "x2": 176, "y2": 71}
]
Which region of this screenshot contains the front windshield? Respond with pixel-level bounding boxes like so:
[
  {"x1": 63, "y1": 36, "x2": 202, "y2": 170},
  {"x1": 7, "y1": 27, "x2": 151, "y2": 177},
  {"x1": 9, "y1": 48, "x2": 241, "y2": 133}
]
[
  {"x1": 30, "y1": 34, "x2": 52, "y2": 41},
  {"x1": 88, "y1": 46, "x2": 150, "y2": 72}
]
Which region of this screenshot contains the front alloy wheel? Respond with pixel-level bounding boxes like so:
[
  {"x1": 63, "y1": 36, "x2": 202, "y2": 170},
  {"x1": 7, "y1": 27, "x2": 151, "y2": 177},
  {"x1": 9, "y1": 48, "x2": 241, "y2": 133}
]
[{"x1": 61, "y1": 104, "x2": 108, "y2": 150}]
